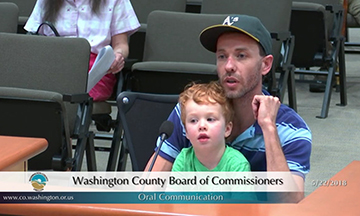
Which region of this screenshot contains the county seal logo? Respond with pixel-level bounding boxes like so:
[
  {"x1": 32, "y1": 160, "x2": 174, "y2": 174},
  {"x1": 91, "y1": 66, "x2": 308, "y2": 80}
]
[{"x1": 29, "y1": 172, "x2": 48, "y2": 192}]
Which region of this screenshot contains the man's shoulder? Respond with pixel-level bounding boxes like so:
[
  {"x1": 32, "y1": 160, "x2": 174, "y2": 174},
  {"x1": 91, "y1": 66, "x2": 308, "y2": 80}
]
[
  {"x1": 168, "y1": 103, "x2": 182, "y2": 125},
  {"x1": 277, "y1": 104, "x2": 309, "y2": 130},
  {"x1": 276, "y1": 104, "x2": 312, "y2": 147},
  {"x1": 261, "y1": 90, "x2": 308, "y2": 128}
]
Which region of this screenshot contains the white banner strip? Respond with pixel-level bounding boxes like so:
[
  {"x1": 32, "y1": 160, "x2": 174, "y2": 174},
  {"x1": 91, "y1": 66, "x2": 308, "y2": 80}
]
[{"x1": 0, "y1": 171, "x2": 301, "y2": 192}]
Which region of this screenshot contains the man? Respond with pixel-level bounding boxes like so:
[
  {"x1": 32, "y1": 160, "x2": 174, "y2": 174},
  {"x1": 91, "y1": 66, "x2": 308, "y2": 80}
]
[{"x1": 145, "y1": 15, "x2": 312, "y2": 203}]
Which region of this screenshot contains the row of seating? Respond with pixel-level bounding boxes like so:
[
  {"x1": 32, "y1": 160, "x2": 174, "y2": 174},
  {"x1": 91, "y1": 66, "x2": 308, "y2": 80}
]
[
  {"x1": 0, "y1": 32, "x2": 93, "y2": 171},
  {"x1": 0, "y1": 1, "x2": 180, "y2": 172}
]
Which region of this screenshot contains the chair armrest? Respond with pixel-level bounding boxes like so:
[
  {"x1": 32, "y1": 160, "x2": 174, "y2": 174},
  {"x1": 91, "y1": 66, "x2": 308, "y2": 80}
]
[
  {"x1": 325, "y1": 4, "x2": 343, "y2": 14},
  {"x1": 270, "y1": 31, "x2": 294, "y2": 70},
  {"x1": 132, "y1": 61, "x2": 217, "y2": 75},
  {"x1": 326, "y1": 4, "x2": 345, "y2": 41},
  {"x1": 271, "y1": 31, "x2": 291, "y2": 41},
  {"x1": 18, "y1": 16, "x2": 29, "y2": 25},
  {"x1": 139, "y1": 23, "x2": 147, "y2": 32},
  {"x1": 124, "y1": 58, "x2": 141, "y2": 71},
  {"x1": 63, "y1": 93, "x2": 90, "y2": 104},
  {"x1": 292, "y1": 2, "x2": 326, "y2": 12},
  {"x1": 0, "y1": 87, "x2": 63, "y2": 103},
  {"x1": 129, "y1": 61, "x2": 217, "y2": 94}
]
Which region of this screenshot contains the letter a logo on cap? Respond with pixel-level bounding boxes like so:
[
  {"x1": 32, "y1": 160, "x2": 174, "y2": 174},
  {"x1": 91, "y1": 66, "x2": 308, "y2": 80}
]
[{"x1": 222, "y1": 15, "x2": 239, "y2": 26}]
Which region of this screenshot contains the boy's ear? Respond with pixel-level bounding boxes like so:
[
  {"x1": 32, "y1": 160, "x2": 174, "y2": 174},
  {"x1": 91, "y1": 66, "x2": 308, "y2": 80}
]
[
  {"x1": 185, "y1": 127, "x2": 189, "y2": 140},
  {"x1": 225, "y1": 121, "x2": 233, "y2": 138}
]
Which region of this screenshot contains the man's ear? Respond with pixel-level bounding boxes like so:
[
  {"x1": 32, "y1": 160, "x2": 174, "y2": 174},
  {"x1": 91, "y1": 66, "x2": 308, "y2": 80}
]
[
  {"x1": 225, "y1": 121, "x2": 233, "y2": 138},
  {"x1": 261, "y1": 54, "x2": 274, "y2": 76}
]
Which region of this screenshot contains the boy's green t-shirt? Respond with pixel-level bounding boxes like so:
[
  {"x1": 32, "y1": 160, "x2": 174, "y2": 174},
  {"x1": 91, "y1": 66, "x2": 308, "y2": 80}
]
[{"x1": 172, "y1": 145, "x2": 250, "y2": 172}]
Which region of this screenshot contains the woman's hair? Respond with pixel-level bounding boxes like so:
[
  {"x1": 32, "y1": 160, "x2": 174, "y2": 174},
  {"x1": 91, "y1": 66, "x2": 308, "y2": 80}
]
[
  {"x1": 179, "y1": 81, "x2": 234, "y2": 126},
  {"x1": 42, "y1": 0, "x2": 105, "y2": 23}
]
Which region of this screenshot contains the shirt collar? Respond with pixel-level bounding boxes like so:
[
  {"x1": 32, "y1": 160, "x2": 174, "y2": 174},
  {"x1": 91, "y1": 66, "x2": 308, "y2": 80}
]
[{"x1": 227, "y1": 89, "x2": 270, "y2": 144}]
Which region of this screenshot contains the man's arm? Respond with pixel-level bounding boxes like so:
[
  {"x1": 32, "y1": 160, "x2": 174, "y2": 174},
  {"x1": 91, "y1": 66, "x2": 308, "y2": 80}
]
[
  {"x1": 261, "y1": 120, "x2": 304, "y2": 202},
  {"x1": 144, "y1": 154, "x2": 173, "y2": 171},
  {"x1": 252, "y1": 95, "x2": 304, "y2": 203}
]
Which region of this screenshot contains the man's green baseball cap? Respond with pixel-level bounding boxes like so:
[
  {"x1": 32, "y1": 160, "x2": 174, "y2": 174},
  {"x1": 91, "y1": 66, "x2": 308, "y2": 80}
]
[{"x1": 200, "y1": 14, "x2": 272, "y2": 55}]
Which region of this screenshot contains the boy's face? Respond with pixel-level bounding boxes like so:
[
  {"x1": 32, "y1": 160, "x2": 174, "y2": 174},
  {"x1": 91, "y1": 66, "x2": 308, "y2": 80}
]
[{"x1": 184, "y1": 99, "x2": 232, "y2": 151}]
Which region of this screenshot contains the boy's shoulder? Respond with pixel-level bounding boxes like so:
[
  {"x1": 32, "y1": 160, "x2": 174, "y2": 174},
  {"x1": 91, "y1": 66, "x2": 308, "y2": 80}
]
[
  {"x1": 222, "y1": 146, "x2": 251, "y2": 171},
  {"x1": 225, "y1": 145, "x2": 248, "y2": 161},
  {"x1": 179, "y1": 146, "x2": 194, "y2": 155}
]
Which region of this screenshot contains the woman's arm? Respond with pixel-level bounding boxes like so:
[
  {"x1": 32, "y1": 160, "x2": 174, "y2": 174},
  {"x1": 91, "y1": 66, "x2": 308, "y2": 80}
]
[{"x1": 108, "y1": 33, "x2": 129, "y2": 74}]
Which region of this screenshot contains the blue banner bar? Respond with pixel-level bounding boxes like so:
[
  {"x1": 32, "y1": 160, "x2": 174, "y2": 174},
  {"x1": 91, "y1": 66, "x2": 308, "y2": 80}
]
[{"x1": 0, "y1": 191, "x2": 290, "y2": 204}]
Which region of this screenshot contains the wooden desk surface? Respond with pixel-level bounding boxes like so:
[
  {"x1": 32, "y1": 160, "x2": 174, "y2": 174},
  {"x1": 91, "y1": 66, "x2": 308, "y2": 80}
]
[
  {"x1": 0, "y1": 203, "x2": 299, "y2": 216},
  {"x1": 0, "y1": 161, "x2": 359, "y2": 216},
  {"x1": 297, "y1": 160, "x2": 360, "y2": 215},
  {"x1": 0, "y1": 135, "x2": 48, "y2": 170}
]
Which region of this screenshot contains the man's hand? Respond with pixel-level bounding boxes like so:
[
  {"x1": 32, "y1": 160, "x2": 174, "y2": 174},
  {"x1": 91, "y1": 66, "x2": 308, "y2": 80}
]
[{"x1": 251, "y1": 95, "x2": 280, "y2": 127}]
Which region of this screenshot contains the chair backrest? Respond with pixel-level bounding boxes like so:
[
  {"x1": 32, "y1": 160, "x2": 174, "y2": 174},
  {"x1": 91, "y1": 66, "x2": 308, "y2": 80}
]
[
  {"x1": 0, "y1": 32, "x2": 90, "y2": 135},
  {"x1": 128, "y1": 0, "x2": 187, "y2": 62},
  {"x1": 130, "y1": 0, "x2": 187, "y2": 24},
  {"x1": 143, "y1": 10, "x2": 225, "y2": 64},
  {"x1": 200, "y1": 0, "x2": 292, "y2": 33},
  {"x1": 0, "y1": 0, "x2": 37, "y2": 25},
  {"x1": 0, "y1": 33, "x2": 91, "y2": 170},
  {"x1": 117, "y1": 91, "x2": 179, "y2": 171},
  {"x1": 293, "y1": 0, "x2": 343, "y2": 33},
  {"x1": 129, "y1": 11, "x2": 223, "y2": 94},
  {"x1": 0, "y1": 33, "x2": 90, "y2": 93},
  {"x1": 186, "y1": 0, "x2": 202, "y2": 13},
  {"x1": 291, "y1": 2, "x2": 329, "y2": 68},
  {"x1": 0, "y1": 2, "x2": 19, "y2": 33},
  {"x1": 0, "y1": 87, "x2": 68, "y2": 170}
]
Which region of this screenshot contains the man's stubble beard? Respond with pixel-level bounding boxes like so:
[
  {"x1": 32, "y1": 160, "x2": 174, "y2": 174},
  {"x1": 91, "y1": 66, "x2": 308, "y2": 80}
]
[{"x1": 222, "y1": 62, "x2": 263, "y2": 99}]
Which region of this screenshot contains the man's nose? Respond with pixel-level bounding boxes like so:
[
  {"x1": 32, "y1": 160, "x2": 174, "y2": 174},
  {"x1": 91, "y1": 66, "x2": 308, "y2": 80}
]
[{"x1": 225, "y1": 56, "x2": 236, "y2": 73}]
